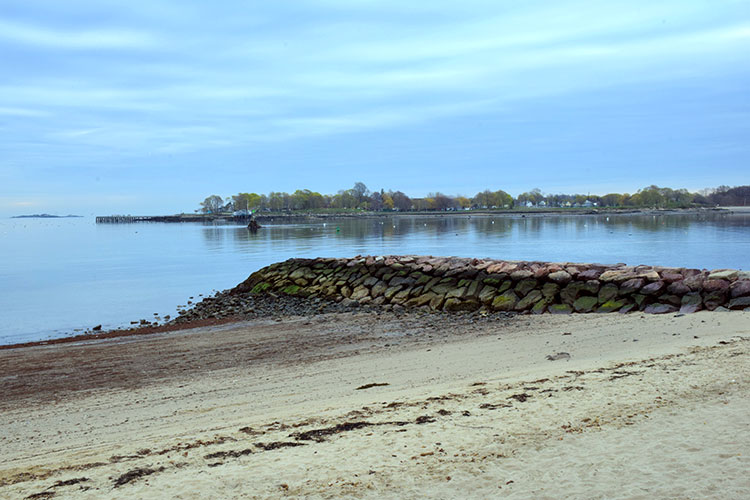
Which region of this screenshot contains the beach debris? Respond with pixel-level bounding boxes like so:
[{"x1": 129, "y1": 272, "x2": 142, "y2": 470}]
[
  {"x1": 355, "y1": 382, "x2": 389, "y2": 390},
  {"x1": 546, "y1": 352, "x2": 571, "y2": 361},
  {"x1": 113, "y1": 466, "x2": 165, "y2": 488},
  {"x1": 254, "y1": 441, "x2": 306, "y2": 451},
  {"x1": 508, "y1": 393, "x2": 531, "y2": 402}
]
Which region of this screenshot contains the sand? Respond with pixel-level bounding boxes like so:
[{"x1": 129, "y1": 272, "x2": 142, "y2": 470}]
[{"x1": 1, "y1": 311, "x2": 748, "y2": 499}]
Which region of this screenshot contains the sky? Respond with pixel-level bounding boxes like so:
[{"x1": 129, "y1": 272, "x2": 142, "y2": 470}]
[{"x1": 1, "y1": 0, "x2": 749, "y2": 216}]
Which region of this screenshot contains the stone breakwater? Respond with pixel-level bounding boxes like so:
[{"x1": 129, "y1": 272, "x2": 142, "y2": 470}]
[{"x1": 233, "y1": 256, "x2": 750, "y2": 314}]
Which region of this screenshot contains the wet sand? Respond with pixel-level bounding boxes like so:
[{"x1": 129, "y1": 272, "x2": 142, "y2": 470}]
[{"x1": 1, "y1": 311, "x2": 748, "y2": 499}]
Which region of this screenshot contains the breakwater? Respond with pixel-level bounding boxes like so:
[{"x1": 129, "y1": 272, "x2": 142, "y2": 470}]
[{"x1": 233, "y1": 256, "x2": 750, "y2": 314}]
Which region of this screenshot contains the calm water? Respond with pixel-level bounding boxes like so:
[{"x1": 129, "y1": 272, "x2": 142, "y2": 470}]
[{"x1": 1, "y1": 212, "x2": 748, "y2": 345}]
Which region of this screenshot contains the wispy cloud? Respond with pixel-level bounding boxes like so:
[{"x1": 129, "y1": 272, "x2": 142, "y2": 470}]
[{"x1": 0, "y1": 19, "x2": 157, "y2": 50}]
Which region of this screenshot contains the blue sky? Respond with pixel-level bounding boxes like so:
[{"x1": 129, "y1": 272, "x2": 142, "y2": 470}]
[{"x1": 1, "y1": 0, "x2": 748, "y2": 216}]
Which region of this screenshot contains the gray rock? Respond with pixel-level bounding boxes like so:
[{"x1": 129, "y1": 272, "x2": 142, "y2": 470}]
[{"x1": 644, "y1": 303, "x2": 678, "y2": 314}]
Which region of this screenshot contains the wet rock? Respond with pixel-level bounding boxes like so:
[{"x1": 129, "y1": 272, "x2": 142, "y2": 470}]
[
  {"x1": 548, "y1": 304, "x2": 573, "y2": 314},
  {"x1": 547, "y1": 270, "x2": 572, "y2": 285},
  {"x1": 444, "y1": 298, "x2": 480, "y2": 312},
  {"x1": 679, "y1": 292, "x2": 702, "y2": 314},
  {"x1": 644, "y1": 303, "x2": 678, "y2": 314},
  {"x1": 516, "y1": 290, "x2": 543, "y2": 311},
  {"x1": 730, "y1": 280, "x2": 750, "y2": 298},
  {"x1": 541, "y1": 282, "x2": 560, "y2": 300},
  {"x1": 728, "y1": 296, "x2": 750, "y2": 310},
  {"x1": 491, "y1": 290, "x2": 518, "y2": 311},
  {"x1": 573, "y1": 295, "x2": 598, "y2": 313},
  {"x1": 708, "y1": 269, "x2": 739, "y2": 280},
  {"x1": 640, "y1": 281, "x2": 665, "y2": 295},
  {"x1": 703, "y1": 279, "x2": 730, "y2": 293},
  {"x1": 667, "y1": 281, "x2": 691, "y2": 295},
  {"x1": 702, "y1": 291, "x2": 727, "y2": 311},
  {"x1": 515, "y1": 278, "x2": 538, "y2": 296},
  {"x1": 478, "y1": 285, "x2": 498, "y2": 305},
  {"x1": 660, "y1": 272, "x2": 684, "y2": 284},
  {"x1": 619, "y1": 278, "x2": 645, "y2": 295},
  {"x1": 597, "y1": 299, "x2": 627, "y2": 313},
  {"x1": 598, "y1": 283, "x2": 619, "y2": 304}
]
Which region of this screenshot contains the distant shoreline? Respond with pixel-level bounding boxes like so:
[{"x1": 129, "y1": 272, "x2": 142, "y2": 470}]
[
  {"x1": 94, "y1": 206, "x2": 733, "y2": 224},
  {"x1": 11, "y1": 214, "x2": 82, "y2": 219}
]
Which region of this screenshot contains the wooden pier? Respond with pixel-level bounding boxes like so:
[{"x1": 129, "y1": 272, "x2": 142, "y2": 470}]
[{"x1": 95, "y1": 215, "x2": 253, "y2": 223}]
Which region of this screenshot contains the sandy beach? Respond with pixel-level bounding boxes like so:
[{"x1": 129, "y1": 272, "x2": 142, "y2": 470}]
[{"x1": 1, "y1": 310, "x2": 748, "y2": 499}]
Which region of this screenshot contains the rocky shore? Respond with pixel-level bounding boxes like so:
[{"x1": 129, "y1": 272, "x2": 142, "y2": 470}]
[{"x1": 216, "y1": 255, "x2": 750, "y2": 318}]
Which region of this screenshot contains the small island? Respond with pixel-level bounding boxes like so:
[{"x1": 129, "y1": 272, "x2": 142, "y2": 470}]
[{"x1": 11, "y1": 214, "x2": 82, "y2": 219}]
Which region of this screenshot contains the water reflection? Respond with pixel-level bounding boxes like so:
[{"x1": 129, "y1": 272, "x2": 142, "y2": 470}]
[{"x1": 200, "y1": 213, "x2": 750, "y2": 269}]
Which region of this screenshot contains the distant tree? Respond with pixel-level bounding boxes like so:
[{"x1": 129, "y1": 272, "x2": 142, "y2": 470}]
[
  {"x1": 431, "y1": 192, "x2": 454, "y2": 210},
  {"x1": 390, "y1": 191, "x2": 412, "y2": 211},
  {"x1": 352, "y1": 182, "x2": 369, "y2": 207},
  {"x1": 369, "y1": 191, "x2": 384, "y2": 211},
  {"x1": 382, "y1": 192, "x2": 394, "y2": 210},
  {"x1": 200, "y1": 195, "x2": 224, "y2": 214},
  {"x1": 455, "y1": 196, "x2": 471, "y2": 209}
]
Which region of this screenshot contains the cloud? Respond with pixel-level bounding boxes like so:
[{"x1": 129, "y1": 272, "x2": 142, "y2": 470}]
[{"x1": 0, "y1": 19, "x2": 157, "y2": 50}]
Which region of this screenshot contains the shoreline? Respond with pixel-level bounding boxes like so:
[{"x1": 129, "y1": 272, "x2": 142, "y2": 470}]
[{"x1": 92, "y1": 206, "x2": 733, "y2": 224}]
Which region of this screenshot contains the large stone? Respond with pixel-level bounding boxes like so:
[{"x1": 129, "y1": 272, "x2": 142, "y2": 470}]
[
  {"x1": 340, "y1": 285, "x2": 352, "y2": 298},
  {"x1": 660, "y1": 272, "x2": 684, "y2": 284},
  {"x1": 573, "y1": 295, "x2": 599, "y2": 313},
  {"x1": 478, "y1": 285, "x2": 498, "y2": 304},
  {"x1": 620, "y1": 278, "x2": 645, "y2": 295},
  {"x1": 548, "y1": 270, "x2": 572, "y2": 285},
  {"x1": 406, "y1": 292, "x2": 437, "y2": 308},
  {"x1": 728, "y1": 296, "x2": 750, "y2": 310},
  {"x1": 702, "y1": 291, "x2": 726, "y2": 311},
  {"x1": 703, "y1": 279, "x2": 730, "y2": 293},
  {"x1": 708, "y1": 269, "x2": 739, "y2": 280},
  {"x1": 531, "y1": 299, "x2": 549, "y2": 314},
  {"x1": 371, "y1": 282, "x2": 388, "y2": 298},
  {"x1": 383, "y1": 285, "x2": 403, "y2": 300},
  {"x1": 644, "y1": 303, "x2": 678, "y2": 314},
  {"x1": 667, "y1": 281, "x2": 691, "y2": 295},
  {"x1": 516, "y1": 290, "x2": 543, "y2": 311},
  {"x1": 497, "y1": 280, "x2": 513, "y2": 293},
  {"x1": 597, "y1": 299, "x2": 627, "y2": 313},
  {"x1": 578, "y1": 269, "x2": 603, "y2": 280},
  {"x1": 350, "y1": 285, "x2": 370, "y2": 301},
  {"x1": 515, "y1": 278, "x2": 538, "y2": 296},
  {"x1": 466, "y1": 280, "x2": 482, "y2": 298},
  {"x1": 429, "y1": 294, "x2": 445, "y2": 311},
  {"x1": 560, "y1": 282, "x2": 585, "y2": 304},
  {"x1": 598, "y1": 283, "x2": 619, "y2": 303},
  {"x1": 445, "y1": 286, "x2": 468, "y2": 299},
  {"x1": 679, "y1": 292, "x2": 702, "y2": 313},
  {"x1": 542, "y1": 282, "x2": 560, "y2": 300},
  {"x1": 683, "y1": 275, "x2": 705, "y2": 291},
  {"x1": 491, "y1": 290, "x2": 518, "y2": 311},
  {"x1": 444, "y1": 297, "x2": 481, "y2": 312},
  {"x1": 582, "y1": 280, "x2": 600, "y2": 294},
  {"x1": 548, "y1": 304, "x2": 573, "y2": 314},
  {"x1": 510, "y1": 269, "x2": 534, "y2": 280},
  {"x1": 730, "y1": 280, "x2": 750, "y2": 298},
  {"x1": 430, "y1": 283, "x2": 454, "y2": 295},
  {"x1": 659, "y1": 294, "x2": 682, "y2": 306},
  {"x1": 390, "y1": 289, "x2": 412, "y2": 305},
  {"x1": 640, "y1": 281, "x2": 665, "y2": 295},
  {"x1": 363, "y1": 276, "x2": 380, "y2": 287}
]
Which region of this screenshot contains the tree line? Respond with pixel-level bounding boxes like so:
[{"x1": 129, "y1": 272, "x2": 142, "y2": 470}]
[{"x1": 198, "y1": 183, "x2": 749, "y2": 214}]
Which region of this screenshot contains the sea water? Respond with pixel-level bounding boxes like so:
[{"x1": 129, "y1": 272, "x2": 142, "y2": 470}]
[{"x1": 1, "y1": 212, "x2": 748, "y2": 344}]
